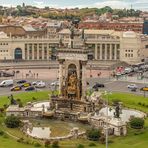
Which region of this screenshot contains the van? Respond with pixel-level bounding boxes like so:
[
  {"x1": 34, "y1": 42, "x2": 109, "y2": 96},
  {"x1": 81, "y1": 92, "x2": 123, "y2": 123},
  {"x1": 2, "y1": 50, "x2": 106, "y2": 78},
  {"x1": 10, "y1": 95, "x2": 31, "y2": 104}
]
[{"x1": 0, "y1": 79, "x2": 13, "y2": 87}]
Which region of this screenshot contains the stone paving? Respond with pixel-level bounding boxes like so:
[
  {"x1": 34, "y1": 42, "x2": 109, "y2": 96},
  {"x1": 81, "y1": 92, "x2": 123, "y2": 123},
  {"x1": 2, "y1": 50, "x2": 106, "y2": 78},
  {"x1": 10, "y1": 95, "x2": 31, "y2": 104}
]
[{"x1": 0, "y1": 69, "x2": 112, "y2": 80}]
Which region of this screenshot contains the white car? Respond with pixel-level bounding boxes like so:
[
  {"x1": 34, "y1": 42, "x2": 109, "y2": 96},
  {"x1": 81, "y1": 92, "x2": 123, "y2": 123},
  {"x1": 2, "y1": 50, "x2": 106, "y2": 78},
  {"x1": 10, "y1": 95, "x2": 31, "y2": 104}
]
[
  {"x1": 127, "y1": 84, "x2": 138, "y2": 89},
  {"x1": 50, "y1": 81, "x2": 59, "y2": 86},
  {"x1": 35, "y1": 81, "x2": 46, "y2": 88},
  {"x1": 32, "y1": 81, "x2": 41, "y2": 85},
  {"x1": 0, "y1": 79, "x2": 13, "y2": 87}
]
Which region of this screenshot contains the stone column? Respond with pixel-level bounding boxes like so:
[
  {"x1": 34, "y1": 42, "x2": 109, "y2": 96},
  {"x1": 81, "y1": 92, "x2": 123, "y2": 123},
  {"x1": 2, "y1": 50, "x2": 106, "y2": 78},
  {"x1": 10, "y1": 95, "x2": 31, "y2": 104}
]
[
  {"x1": 100, "y1": 44, "x2": 102, "y2": 60},
  {"x1": 27, "y1": 44, "x2": 29, "y2": 60},
  {"x1": 81, "y1": 61, "x2": 87, "y2": 100},
  {"x1": 42, "y1": 48, "x2": 44, "y2": 60},
  {"x1": 32, "y1": 44, "x2": 34, "y2": 60},
  {"x1": 37, "y1": 44, "x2": 39, "y2": 60},
  {"x1": 110, "y1": 44, "x2": 112, "y2": 60},
  {"x1": 115, "y1": 44, "x2": 117, "y2": 60},
  {"x1": 58, "y1": 59, "x2": 64, "y2": 95},
  {"x1": 104, "y1": 44, "x2": 107, "y2": 60},
  {"x1": 95, "y1": 44, "x2": 98, "y2": 60}
]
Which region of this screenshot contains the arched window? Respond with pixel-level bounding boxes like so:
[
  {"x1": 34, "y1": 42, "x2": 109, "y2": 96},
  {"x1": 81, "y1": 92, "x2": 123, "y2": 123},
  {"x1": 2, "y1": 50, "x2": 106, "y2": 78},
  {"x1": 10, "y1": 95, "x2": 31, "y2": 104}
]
[{"x1": 14, "y1": 48, "x2": 22, "y2": 60}]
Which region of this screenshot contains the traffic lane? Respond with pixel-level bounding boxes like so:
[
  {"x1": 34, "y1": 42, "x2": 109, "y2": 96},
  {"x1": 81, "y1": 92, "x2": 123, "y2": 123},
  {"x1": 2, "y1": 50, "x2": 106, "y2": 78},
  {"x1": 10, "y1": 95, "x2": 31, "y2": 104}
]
[
  {"x1": 86, "y1": 78, "x2": 111, "y2": 87},
  {"x1": 102, "y1": 81, "x2": 148, "y2": 96},
  {"x1": 0, "y1": 79, "x2": 147, "y2": 97},
  {"x1": 0, "y1": 77, "x2": 111, "y2": 96},
  {"x1": 0, "y1": 86, "x2": 51, "y2": 96}
]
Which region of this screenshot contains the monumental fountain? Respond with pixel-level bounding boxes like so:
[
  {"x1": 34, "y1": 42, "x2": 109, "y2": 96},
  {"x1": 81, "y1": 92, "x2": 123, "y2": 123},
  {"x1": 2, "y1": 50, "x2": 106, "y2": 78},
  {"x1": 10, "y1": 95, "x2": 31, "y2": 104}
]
[{"x1": 49, "y1": 26, "x2": 96, "y2": 121}]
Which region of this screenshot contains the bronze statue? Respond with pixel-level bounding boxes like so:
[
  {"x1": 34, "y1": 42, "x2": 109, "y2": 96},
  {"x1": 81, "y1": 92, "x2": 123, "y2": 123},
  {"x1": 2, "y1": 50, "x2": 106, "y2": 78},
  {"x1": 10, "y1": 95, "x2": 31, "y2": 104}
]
[{"x1": 67, "y1": 72, "x2": 77, "y2": 94}]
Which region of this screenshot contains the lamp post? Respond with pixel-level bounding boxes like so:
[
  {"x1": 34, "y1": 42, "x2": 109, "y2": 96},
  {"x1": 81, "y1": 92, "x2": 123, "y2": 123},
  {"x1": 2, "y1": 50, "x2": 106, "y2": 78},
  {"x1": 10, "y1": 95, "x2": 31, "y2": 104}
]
[{"x1": 104, "y1": 91, "x2": 111, "y2": 148}]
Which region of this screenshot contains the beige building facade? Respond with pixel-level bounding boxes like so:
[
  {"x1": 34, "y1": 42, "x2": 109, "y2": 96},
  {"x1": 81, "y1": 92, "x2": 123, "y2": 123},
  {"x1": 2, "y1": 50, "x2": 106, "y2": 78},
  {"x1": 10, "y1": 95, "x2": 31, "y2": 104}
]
[{"x1": 0, "y1": 29, "x2": 147, "y2": 64}]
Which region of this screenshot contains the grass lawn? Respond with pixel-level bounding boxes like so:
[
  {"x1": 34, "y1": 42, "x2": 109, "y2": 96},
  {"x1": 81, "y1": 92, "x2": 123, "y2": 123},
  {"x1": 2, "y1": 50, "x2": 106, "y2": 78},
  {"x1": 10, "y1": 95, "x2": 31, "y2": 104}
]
[
  {"x1": 0, "y1": 136, "x2": 36, "y2": 148},
  {"x1": 0, "y1": 92, "x2": 148, "y2": 148},
  {"x1": 60, "y1": 118, "x2": 148, "y2": 148},
  {"x1": 103, "y1": 92, "x2": 148, "y2": 113},
  {"x1": 0, "y1": 90, "x2": 50, "y2": 108}
]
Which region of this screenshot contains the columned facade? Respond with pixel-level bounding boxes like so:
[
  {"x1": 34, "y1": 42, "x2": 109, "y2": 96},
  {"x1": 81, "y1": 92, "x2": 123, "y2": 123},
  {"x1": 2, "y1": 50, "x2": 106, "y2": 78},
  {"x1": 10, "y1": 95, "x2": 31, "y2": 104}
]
[{"x1": 0, "y1": 30, "x2": 147, "y2": 64}]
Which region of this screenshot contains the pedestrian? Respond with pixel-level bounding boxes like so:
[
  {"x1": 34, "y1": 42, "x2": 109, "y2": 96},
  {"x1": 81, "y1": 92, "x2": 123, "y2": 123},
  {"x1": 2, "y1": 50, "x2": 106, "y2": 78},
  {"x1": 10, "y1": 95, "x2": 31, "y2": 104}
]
[{"x1": 37, "y1": 73, "x2": 38, "y2": 79}]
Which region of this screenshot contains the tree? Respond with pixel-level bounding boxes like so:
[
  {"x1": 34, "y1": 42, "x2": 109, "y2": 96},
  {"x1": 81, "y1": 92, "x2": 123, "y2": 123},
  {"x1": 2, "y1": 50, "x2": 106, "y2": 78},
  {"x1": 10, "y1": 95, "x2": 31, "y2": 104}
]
[
  {"x1": 130, "y1": 117, "x2": 144, "y2": 129},
  {"x1": 86, "y1": 128, "x2": 101, "y2": 141},
  {"x1": 4, "y1": 116, "x2": 21, "y2": 128}
]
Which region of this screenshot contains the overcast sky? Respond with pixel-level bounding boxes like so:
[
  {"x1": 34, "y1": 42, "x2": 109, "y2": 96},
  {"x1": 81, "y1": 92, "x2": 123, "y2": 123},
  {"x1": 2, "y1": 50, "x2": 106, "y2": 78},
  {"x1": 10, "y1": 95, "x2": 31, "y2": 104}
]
[{"x1": 0, "y1": 0, "x2": 148, "y2": 10}]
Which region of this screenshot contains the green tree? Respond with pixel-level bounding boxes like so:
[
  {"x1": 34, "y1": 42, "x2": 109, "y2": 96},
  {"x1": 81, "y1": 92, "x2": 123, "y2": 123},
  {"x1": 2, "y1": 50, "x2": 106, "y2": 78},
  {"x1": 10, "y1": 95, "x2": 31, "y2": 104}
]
[
  {"x1": 130, "y1": 117, "x2": 144, "y2": 129},
  {"x1": 4, "y1": 116, "x2": 21, "y2": 128},
  {"x1": 86, "y1": 128, "x2": 101, "y2": 141}
]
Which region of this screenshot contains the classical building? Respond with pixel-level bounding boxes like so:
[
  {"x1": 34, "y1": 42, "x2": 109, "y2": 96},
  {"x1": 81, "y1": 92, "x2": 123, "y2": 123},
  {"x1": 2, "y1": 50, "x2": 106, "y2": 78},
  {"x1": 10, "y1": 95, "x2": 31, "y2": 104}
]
[{"x1": 0, "y1": 29, "x2": 147, "y2": 64}]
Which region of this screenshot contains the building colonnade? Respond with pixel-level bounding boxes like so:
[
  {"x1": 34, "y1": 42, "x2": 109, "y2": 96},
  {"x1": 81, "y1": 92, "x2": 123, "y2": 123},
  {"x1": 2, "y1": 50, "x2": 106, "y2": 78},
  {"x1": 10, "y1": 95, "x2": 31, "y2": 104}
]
[{"x1": 94, "y1": 43, "x2": 120, "y2": 60}]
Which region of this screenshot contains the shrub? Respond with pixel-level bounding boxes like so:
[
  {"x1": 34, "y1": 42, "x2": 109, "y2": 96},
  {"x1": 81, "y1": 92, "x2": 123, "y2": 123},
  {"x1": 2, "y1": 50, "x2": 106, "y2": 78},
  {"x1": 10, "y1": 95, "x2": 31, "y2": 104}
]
[
  {"x1": 32, "y1": 97, "x2": 37, "y2": 100},
  {"x1": 51, "y1": 141, "x2": 59, "y2": 148},
  {"x1": 3, "y1": 104, "x2": 8, "y2": 109},
  {"x1": 99, "y1": 135, "x2": 106, "y2": 144},
  {"x1": 138, "y1": 102, "x2": 141, "y2": 105},
  {"x1": 86, "y1": 128, "x2": 101, "y2": 141},
  {"x1": 17, "y1": 137, "x2": 24, "y2": 143},
  {"x1": 44, "y1": 140, "x2": 51, "y2": 147},
  {"x1": 0, "y1": 108, "x2": 4, "y2": 112},
  {"x1": 4, "y1": 116, "x2": 21, "y2": 128},
  {"x1": 108, "y1": 140, "x2": 114, "y2": 143},
  {"x1": 77, "y1": 144, "x2": 85, "y2": 148},
  {"x1": 34, "y1": 142, "x2": 41, "y2": 147},
  {"x1": 134, "y1": 130, "x2": 144, "y2": 135},
  {"x1": 130, "y1": 117, "x2": 144, "y2": 129},
  {"x1": 88, "y1": 142, "x2": 96, "y2": 147},
  {"x1": 0, "y1": 130, "x2": 4, "y2": 136}
]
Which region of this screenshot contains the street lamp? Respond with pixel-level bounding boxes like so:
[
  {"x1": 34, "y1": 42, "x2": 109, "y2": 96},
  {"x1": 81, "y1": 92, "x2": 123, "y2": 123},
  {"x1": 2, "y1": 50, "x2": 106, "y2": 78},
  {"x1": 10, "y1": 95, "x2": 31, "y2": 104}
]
[{"x1": 104, "y1": 91, "x2": 112, "y2": 148}]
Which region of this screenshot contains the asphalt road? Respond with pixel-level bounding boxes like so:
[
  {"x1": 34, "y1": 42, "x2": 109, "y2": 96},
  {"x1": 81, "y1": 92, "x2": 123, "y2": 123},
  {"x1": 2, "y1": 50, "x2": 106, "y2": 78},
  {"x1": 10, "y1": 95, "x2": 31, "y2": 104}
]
[{"x1": 0, "y1": 77, "x2": 147, "y2": 97}]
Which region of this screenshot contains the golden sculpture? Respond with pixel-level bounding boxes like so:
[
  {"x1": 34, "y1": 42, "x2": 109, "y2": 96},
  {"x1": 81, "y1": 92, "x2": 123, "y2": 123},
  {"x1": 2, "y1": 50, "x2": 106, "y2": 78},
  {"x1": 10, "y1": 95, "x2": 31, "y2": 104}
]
[{"x1": 67, "y1": 72, "x2": 77, "y2": 94}]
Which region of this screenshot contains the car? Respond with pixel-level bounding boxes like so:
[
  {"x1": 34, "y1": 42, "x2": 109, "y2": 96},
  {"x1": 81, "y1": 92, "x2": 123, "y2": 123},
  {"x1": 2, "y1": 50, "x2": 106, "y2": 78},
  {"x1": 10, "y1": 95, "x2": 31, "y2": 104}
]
[
  {"x1": 50, "y1": 81, "x2": 59, "y2": 86},
  {"x1": 21, "y1": 82, "x2": 31, "y2": 87},
  {"x1": 35, "y1": 81, "x2": 46, "y2": 88},
  {"x1": 25, "y1": 86, "x2": 35, "y2": 91},
  {"x1": 140, "y1": 87, "x2": 148, "y2": 91},
  {"x1": 93, "y1": 83, "x2": 105, "y2": 89},
  {"x1": 17, "y1": 80, "x2": 27, "y2": 84},
  {"x1": 127, "y1": 84, "x2": 138, "y2": 89},
  {"x1": 0, "y1": 79, "x2": 13, "y2": 87},
  {"x1": 10, "y1": 86, "x2": 22, "y2": 91},
  {"x1": 32, "y1": 81, "x2": 41, "y2": 85}
]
